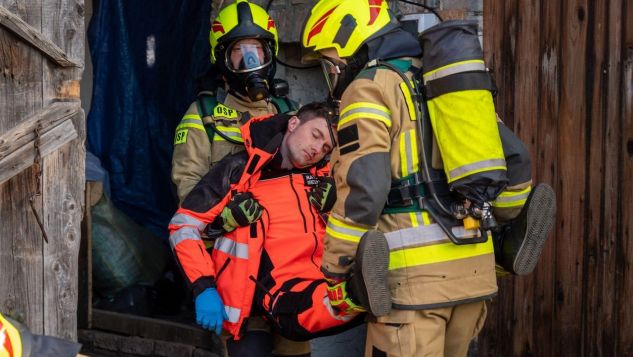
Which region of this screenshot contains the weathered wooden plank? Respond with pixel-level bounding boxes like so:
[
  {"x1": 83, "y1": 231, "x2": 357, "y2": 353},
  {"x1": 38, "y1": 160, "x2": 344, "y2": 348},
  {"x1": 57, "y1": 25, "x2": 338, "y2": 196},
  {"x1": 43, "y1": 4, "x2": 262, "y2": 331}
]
[
  {"x1": 38, "y1": 0, "x2": 84, "y2": 341},
  {"x1": 0, "y1": 167, "x2": 44, "y2": 332},
  {"x1": 583, "y1": 0, "x2": 621, "y2": 355},
  {"x1": 0, "y1": 0, "x2": 45, "y2": 334},
  {"x1": 616, "y1": 2, "x2": 633, "y2": 355},
  {"x1": 78, "y1": 182, "x2": 96, "y2": 330},
  {"x1": 0, "y1": 28, "x2": 44, "y2": 135},
  {"x1": 554, "y1": 0, "x2": 589, "y2": 355},
  {"x1": 0, "y1": 101, "x2": 80, "y2": 160},
  {"x1": 510, "y1": 1, "x2": 540, "y2": 355},
  {"x1": 0, "y1": 5, "x2": 79, "y2": 67},
  {"x1": 480, "y1": 2, "x2": 516, "y2": 356},
  {"x1": 0, "y1": 118, "x2": 78, "y2": 184},
  {"x1": 530, "y1": 1, "x2": 562, "y2": 356},
  {"x1": 42, "y1": 109, "x2": 84, "y2": 340},
  {"x1": 92, "y1": 309, "x2": 222, "y2": 351}
]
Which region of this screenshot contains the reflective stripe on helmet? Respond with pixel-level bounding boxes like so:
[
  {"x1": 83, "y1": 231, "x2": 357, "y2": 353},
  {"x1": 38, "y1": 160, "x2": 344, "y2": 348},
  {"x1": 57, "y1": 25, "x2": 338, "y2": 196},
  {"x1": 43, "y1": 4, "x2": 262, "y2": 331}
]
[{"x1": 0, "y1": 314, "x2": 23, "y2": 357}]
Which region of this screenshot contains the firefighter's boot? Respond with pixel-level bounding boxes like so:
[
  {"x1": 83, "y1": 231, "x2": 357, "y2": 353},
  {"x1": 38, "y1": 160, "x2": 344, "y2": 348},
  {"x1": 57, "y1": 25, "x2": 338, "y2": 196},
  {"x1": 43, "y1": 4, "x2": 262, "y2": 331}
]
[
  {"x1": 350, "y1": 230, "x2": 392, "y2": 316},
  {"x1": 495, "y1": 183, "x2": 556, "y2": 275}
]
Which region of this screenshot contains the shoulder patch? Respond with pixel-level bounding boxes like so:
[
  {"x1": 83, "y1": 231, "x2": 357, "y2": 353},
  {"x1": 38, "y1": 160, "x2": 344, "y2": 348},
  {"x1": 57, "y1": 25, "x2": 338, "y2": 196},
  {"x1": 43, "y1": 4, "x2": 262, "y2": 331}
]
[
  {"x1": 213, "y1": 103, "x2": 238, "y2": 120},
  {"x1": 174, "y1": 129, "x2": 188, "y2": 145}
]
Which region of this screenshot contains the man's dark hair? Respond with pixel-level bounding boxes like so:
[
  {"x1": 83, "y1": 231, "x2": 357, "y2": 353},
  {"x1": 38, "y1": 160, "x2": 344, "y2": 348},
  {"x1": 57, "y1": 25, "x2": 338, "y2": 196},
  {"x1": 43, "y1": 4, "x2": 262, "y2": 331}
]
[
  {"x1": 295, "y1": 102, "x2": 338, "y2": 147},
  {"x1": 296, "y1": 102, "x2": 335, "y2": 124}
]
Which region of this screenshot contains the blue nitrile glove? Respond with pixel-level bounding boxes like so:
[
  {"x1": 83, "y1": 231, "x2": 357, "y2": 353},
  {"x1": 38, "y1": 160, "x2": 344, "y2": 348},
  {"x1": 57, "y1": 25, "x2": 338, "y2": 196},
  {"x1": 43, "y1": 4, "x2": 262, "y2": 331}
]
[{"x1": 195, "y1": 287, "x2": 228, "y2": 335}]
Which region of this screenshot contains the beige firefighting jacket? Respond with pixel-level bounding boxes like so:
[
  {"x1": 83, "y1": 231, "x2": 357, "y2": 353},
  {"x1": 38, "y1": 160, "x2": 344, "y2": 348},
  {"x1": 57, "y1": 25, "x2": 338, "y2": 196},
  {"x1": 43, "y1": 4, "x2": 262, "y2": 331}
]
[
  {"x1": 171, "y1": 91, "x2": 278, "y2": 202},
  {"x1": 323, "y1": 58, "x2": 498, "y2": 315}
]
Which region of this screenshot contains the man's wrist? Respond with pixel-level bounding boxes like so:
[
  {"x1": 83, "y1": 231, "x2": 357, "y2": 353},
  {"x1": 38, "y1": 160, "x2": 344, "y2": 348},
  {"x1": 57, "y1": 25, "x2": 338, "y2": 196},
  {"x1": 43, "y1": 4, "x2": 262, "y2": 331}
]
[{"x1": 192, "y1": 276, "x2": 216, "y2": 299}]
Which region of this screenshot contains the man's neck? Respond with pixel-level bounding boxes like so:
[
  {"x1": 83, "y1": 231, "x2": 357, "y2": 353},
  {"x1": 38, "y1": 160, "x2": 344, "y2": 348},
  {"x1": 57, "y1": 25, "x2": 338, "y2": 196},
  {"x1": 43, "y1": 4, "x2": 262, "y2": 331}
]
[{"x1": 279, "y1": 135, "x2": 293, "y2": 169}]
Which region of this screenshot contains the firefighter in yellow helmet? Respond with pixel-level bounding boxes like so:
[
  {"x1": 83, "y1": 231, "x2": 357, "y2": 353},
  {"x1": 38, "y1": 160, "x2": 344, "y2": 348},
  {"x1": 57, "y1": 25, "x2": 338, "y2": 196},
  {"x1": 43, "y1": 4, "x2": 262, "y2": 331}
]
[
  {"x1": 171, "y1": 0, "x2": 299, "y2": 202},
  {"x1": 171, "y1": 1, "x2": 308, "y2": 356},
  {"x1": 302, "y1": 0, "x2": 555, "y2": 355}
]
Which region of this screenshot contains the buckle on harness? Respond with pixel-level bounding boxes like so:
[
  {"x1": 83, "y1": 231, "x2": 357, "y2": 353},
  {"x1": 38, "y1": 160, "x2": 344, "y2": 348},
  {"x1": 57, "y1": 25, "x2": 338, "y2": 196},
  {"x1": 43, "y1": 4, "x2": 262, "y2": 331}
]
[{"x1": 386, "y1": 174, "x2": 425, "y2": 207}]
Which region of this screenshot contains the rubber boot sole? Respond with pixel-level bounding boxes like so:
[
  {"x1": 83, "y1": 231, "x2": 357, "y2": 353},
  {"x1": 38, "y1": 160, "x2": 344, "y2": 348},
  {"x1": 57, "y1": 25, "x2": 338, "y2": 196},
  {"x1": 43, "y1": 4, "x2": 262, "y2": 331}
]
[
  {"x1": 509, "y1": 183, "x2": 556, "y2": 275},
  {"x1": 354, "y1": 230, "x2": 392, "y2": 317}
]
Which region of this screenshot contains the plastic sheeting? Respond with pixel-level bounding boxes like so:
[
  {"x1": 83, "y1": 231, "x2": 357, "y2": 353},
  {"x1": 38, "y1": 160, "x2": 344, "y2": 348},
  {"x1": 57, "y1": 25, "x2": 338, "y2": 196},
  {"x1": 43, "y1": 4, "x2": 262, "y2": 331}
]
[{"x1": 87, "y1": 0, "x2": 212, "y2": 238}]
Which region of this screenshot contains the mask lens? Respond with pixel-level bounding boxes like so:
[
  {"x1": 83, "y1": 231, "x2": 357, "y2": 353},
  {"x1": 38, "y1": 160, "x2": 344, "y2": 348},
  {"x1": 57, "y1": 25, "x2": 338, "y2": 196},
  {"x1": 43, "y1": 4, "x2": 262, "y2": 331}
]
[
  {"x1": 319, "y1": 58, "x2": 340, "y2": 95},
  {"x1": 226, "y1": 40, "x2": 272, "y2": 73}
]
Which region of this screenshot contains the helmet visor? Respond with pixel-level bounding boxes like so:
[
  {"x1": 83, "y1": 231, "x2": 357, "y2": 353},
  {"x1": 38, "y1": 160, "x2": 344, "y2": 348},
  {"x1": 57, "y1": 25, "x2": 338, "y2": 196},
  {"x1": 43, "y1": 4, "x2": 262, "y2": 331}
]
[
  {"x1": 319, "y1": 57, "x2": 341, "y2": 96},
  {"x1": 225, "y1": 40, "x2": 273, "y2": 73}
]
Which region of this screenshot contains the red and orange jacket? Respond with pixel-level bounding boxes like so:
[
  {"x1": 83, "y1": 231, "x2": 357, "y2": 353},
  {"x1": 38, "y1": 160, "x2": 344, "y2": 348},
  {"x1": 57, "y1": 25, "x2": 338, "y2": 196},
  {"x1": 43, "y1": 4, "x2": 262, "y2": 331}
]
[{"x1": 168, "y1": 114, "x2": 329, "y2": 338}]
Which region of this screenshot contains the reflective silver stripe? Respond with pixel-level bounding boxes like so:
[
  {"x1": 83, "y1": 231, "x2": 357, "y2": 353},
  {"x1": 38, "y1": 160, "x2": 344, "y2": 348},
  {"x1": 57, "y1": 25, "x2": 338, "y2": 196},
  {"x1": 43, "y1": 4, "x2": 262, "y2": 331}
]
[
  {"x1": 217, "y1": 131, "x2": 242, "y2": 139},
  {"x1": 169, "y1": 226, "x2": 202, "y2": 250},
  {"x1": 224, "y1": 305, "x2": 241, "y2": 323},
  {"x1": 179, "y1": 118, "x2": 202, "y2": 125},
  {"x1": 385, "y1": 224, "x2": 480, "y2": 250},
  {"x1": 340, "y1": 107, "x2": 391, "y2": 121},
  {"x1": 423, "y1": 62, "x2": 486, "y2": 82},
  {"x1": 403, "y1": 130, "x2": 415, "y2": 175},
  {"x1": 494, "y1": 190, "x2": 530, "y2": 204},
  {"x1": 169, "y1": 213, "x2": 206, "y2": 231},
  {"x1": 325, "y1": 218, "x2": 366, "y2": 242},
  {"x1": 214, "y1": 236, "x2": 249, "y2": 259},
  {"x1": 448, "y1": 158, "x2": 507, "y2": 180}
]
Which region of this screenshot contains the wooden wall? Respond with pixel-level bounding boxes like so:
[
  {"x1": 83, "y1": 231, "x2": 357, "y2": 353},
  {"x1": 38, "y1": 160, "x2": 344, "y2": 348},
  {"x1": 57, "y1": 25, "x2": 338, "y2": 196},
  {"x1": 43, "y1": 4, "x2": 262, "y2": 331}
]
[
  {"x1": 0, "y1": 1, "x2": 85, "y2": 340},
  {"x1": 481, "y1": 0, "x2": 633, "y2": 355}
]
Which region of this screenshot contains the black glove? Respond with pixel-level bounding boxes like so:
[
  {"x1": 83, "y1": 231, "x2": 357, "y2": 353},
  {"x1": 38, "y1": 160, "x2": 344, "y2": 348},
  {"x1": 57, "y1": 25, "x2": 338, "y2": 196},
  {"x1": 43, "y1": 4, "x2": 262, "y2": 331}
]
[
  {"x1": 309, "y1": 176, "x2": 336, "y2": 213},
  {"x1": 220, "y1": 192, "x2": 263, "y2": 232}
]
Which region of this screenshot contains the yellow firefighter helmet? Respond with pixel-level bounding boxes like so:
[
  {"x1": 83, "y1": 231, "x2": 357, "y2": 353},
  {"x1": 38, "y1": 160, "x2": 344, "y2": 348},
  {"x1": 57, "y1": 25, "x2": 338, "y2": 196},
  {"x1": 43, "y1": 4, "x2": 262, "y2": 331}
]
[
  {"x1": 301, "y1": 0, "x2": 396, "y2": 59},
  {"x1": 209, "y1": 0, "x2": 279, "y2": 63}
]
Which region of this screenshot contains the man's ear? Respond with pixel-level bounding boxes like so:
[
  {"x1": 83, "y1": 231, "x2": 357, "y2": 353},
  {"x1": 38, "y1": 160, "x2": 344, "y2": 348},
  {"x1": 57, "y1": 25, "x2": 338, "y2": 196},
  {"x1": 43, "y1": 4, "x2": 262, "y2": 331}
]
[{"x1": 287, "y1": 116, "x2": 300, "y2": 132}]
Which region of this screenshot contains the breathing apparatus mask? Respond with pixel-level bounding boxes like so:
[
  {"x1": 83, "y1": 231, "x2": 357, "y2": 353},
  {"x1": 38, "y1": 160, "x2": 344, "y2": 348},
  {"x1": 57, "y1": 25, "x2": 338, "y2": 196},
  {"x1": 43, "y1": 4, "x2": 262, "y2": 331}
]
[
  {"x1": 318, "y1": 46, "x2": 368, "y2": 103},
  {"x1": 220, "y1": 39, "x2": 276, "y2": 101}
]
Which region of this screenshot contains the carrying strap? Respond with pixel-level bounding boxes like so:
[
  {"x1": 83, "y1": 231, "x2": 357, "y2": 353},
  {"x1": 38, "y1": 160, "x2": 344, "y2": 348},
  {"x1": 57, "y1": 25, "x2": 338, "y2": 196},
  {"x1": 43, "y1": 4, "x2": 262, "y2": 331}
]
[
  {"x1": 196, "y1": 92, "x2": 244, "y2": 145},
  {"x1": 424, "y1": 71, "x2": 497, "y2": 99},
  {"x1": 271, "y1": 96, "x2": 299, "y2": 114}
]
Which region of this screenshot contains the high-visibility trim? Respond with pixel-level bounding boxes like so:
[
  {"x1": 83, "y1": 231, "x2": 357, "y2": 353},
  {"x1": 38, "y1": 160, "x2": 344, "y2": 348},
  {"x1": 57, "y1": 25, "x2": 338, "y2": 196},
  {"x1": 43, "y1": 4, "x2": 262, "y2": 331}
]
[
  {"x1": 423, "y1": 59, "x2": 485, "y2": 82},
  {"x1": 399, "y1": 129, "x2": 418, "y2": 177},
  {"x1": 176, "y1": 122, "x2": 205, "y2": 131},
  {"x1": 213, "y1": 126, "x2": 244, "y2": 142},
  {"x1": 493, "y1": 186, "x2": 531, "y2": 208},
  {"x1": 224, "y1": 305, "x2": 241, "y2": 323},
  {"x1": 408, "y1": 211, "x2": 430, "y2": 228},
  {"x1": 448, "y1": 159, "x2": 507, "y2": 182},
  {"x1": 169, "y1": 226, "x2": 202, "y2": 250},
  {"x1": 338, "y1": 102, "x2": 392, "y2": 128},
  {"x1": 399, "y1": 82, "x2": 417, "y2": 121},
  {"x1": 389, "y1": 235, "x2": 494, "y2": 270},
  {"x1": 385, "y1": 223, "x2": 480, "y2": 251},
  {"x1": 214, "y1": 236, "x2": 249, "y2": 259},
  {"x1": 325, "y1": 216, "x2": 367, "y2": 243},
  {"x1": 170, "y1": 214, "x2": 207, "y2": 231},
  {"x1": 183, "y1": 114, "x2": 202, "y2": 120}
]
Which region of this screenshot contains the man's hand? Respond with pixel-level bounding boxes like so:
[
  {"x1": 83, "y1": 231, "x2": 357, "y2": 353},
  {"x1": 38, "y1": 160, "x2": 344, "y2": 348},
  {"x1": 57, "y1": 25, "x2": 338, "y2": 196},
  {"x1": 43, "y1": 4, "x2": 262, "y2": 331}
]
[
  {"x1": 220, "y1": 192, "x2": 263, "y2": 232},
  {"x1": 195, "y1": 287, "x2": 228, "y2": 335},
  {"x1": 309, "y1": 176, "x2": 336, "y2": 212}
]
